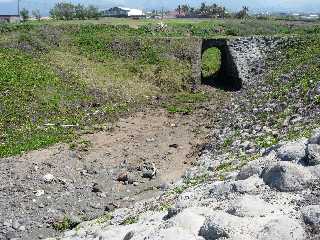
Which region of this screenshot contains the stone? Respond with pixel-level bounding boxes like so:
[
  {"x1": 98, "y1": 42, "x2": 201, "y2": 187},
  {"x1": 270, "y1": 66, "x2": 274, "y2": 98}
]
[
  {"x1": 141, "y1": 163, "x2": 157, "y2": 179},
  {"x1": 256, "y1": 216, "x2": 305, "y2": 240},
  {"x1": 92, "y1": 183, "x2": 103, "y2": 193},
  {"x1": 123, "y1": 231, "x2": 134, "y2": 240},
  {"x1": 262, "y1": 162, "x2": 314, "y2": 192},
  {"x1": 226, "y1": 195, "x2": 276, "y2": 217},
  {"x1": 199, "y1": 216, "x2": 229, "y2": 240},
  {"x1": 301, "y1": 205, "x2": 320, "y2": 229},
  {"x1": 209, "y1": 181, "x2": 233, "y2": 200},
  {"x1": 309, "y1": 128, "x2": 320, "y2": 144},
  {"x1": 34, "y1": 189, "x2": 45, "y2": 197},
  {"x1": 117, "y1": 172, "x2": 128, "y2": 182},
  {"x1": 276, "y1": 139, "x2": 307, "y2": 164},
  {"x1": 174, "y1": 208, "x2": 206, "y2": 235},
  {"x1": 43, "y1": 173, "x2": 55, "y2": 183},
  {"x1": 236, "y1": 151, "x2": 278, "y2": 180},
  {"x1": 231, "y1": 175, "x2": 266, "y2": 194},
  {"x1": 307, "y1": 144, "x2": 320, "y2": 166}
]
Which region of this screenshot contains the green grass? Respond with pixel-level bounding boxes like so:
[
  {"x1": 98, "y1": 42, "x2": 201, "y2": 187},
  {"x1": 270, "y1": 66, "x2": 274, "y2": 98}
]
[
  {"x1": 202, "y1": 47, "x2": 221, "y2": 78},
  {"x1": 53, "y1": 217, "x2": 79, "y2": 231},
  {"x1": 0, "y1": 24, "x2": 194, "y2": 158}
]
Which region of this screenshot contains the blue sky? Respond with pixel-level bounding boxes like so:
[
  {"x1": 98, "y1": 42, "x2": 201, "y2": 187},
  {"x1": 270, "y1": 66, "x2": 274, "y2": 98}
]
[{"x1": 0, "y1": 0, "x2": 320, "y2": 15}]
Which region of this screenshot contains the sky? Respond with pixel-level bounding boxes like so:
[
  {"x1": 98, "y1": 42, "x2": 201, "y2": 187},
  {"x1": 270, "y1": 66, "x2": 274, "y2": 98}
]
[{"x1": 0, "y1": 0, "x2": 320, "y2": 15}]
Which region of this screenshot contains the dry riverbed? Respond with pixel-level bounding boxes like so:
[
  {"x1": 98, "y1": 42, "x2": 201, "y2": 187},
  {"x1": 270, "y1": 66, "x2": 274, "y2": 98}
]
[{"x1": 0, "y1": 87, "x2": 229, "y2": 240}]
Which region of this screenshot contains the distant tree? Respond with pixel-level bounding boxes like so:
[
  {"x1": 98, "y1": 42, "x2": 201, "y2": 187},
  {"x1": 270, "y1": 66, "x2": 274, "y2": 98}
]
[
  {"x1": 20, "y1": 8, "x2": 29, "y2": 22},
  {"x1": 176, "y1": 5, "x2": 182, "y2": 15},
  {"x1": 32, "y1": 9, "x2": 41, "y2": 21},
  {"x1": 86, "y1": 5, "x2": 100, "y2": 19},
  {"x1": 50, "y1": 2, "x2": 75, "y2": 20},
  {"x1": 236, "y1": 6, "x2": 249, "y2": 19},
  {"x1": 74, "y1": 4, "x2": 86, "y2": 20},
  {"x1": 181, "y1": 4, "x2": 190, "y2": 15}
]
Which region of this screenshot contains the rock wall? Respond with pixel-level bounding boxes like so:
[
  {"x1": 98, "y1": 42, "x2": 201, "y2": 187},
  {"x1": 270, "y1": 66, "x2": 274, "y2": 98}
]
[{"x1": 193, "y1": 36, "x2": 285, "y2": 88}]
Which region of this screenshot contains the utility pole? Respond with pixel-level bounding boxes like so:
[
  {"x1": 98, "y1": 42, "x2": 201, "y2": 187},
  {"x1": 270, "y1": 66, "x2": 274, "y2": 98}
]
[{"x1": 17, "y1": 0, "x2": 20, "y2": 16}]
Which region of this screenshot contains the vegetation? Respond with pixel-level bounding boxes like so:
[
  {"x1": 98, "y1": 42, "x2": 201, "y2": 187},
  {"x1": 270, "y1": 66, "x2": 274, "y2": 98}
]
[
  {"x1": 20, "y1": 8, "x2": 29, "y2": 22},
  {"x1": 50, "y1": 3, "x2": 100, "y2": 20},
  {"x1": 53, "y1": 217, "x2": 79, "y2": 231},
  {"x1": 202, "y1": 47, "x2": 221, "y2": 78},
  {"x1": 0, "y1": 18, "x2": 319, "y2": 158}
]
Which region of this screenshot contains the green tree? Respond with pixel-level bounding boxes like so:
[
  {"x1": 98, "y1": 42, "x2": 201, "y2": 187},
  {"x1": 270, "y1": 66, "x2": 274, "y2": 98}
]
[
  {"x1": 181, "y1": 4, "x2": 190, "y2": 15},
  {"x1": 74, "y1": 4, "x2": 86, "y2": 20},
  {"x1": 236, "y1": 6, "x2": 249, "y2": 19},
  {"x1": 32, "y1": 9, "x2": 41, "y2": 21},
  {"x1": 86, "y1": 5, "x2": 100, "y2": 19},
  {"x1": 50, "y1": 2, "x2": 75, "y2": 20},
  {"x1": 20, "y1": 8, "x2": 29, "y2": 22},
  {"x1": 176, "y1": 5, "x2": 182, "y2": 15}
]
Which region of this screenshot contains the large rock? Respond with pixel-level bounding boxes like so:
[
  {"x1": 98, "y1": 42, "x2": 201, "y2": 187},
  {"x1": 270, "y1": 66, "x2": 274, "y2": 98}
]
[
  {"x1": 276, "y1": 139, "x2": 308, "y2": 164},
  {"x1": 226, "y1": 195, "x2": 278, "y2": 217},
  {"x1": 173, "y1": 208, "x2": 207, "y2": 235},
  {"x1": 236, "y1": 151, "x2": 278, "y2": 180},
  {"x1": 256, "y1": 216, "x2": 305, "y2": 240},
  {"x1": 231, "y1": 175, "x2": 266, "y2": 194},
  {"x1": 309, "y1": 128, "x2": 320, "y2": 144},
  {"x1": 301, "y1": 205, "x2": 320, "y2": 230},
  {"x1": 307, "y1": 144, "x2": 320, "y2": 166},
  {"x1": 262, "y1": 161, "x2": 314, "y2": 192}
]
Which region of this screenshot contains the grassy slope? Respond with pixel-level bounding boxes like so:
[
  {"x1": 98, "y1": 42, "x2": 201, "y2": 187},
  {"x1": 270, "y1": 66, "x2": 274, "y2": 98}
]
[
  {"x1": 0, "y1": 24, "x2": 194, "y2": 157},
  {"x1": 0, "y1": 19, "x2": 319, "y2": 157}
]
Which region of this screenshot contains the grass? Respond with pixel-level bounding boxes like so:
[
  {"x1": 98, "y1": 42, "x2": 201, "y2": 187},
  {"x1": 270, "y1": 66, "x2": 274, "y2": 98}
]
[
  {"x1": 121, "y1": 216, "x2": 139, "y2": 225},
  {"x1": 0, "y1": 19, "x2": 319, "y2": 157},
  {"x1": 53, "y1": 217, "x2": 79, "y2": 231},
  {"x1": 202, "y1": 47, "x2": 221, "y2": 78},
  {"x1": 0, "y1": 23, "x2": 194, "y2": 158}
]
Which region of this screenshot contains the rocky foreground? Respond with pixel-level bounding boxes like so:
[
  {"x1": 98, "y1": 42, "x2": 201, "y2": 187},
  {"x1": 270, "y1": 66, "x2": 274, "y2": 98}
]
[{"x1": 47, "y1": 129, "x2": 320, "y2": 240}]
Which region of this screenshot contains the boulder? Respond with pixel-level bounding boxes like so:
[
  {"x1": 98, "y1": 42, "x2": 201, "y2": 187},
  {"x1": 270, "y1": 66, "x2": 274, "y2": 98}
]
[
  {"x1": 256, "y1": 216, "x2": 305, "y2": 240},
  {"x1": 307, "y1": 144, "x2": 320, "y2": 166},
  {"x1": 309, "y1": 128, "x2": 320, "y2": 145},
  {"x1": 174, "y1": 208, "x2": 207, "y2": 235},
  {"x1": 236, "y1": 151, "x2": 278, "y2": 180},
  {"x1": 226, "y1": 195, "x2": 277, "y2": 217},
  {"x1": 262, "y1": 161, "x2": 314, "y2": 192},
  {"x1": 231, "y1": 175, "x2": 266, "y2": 194},
  {"x1": 276, "y1": 139, "x2": 307, "y2": 164},
  {"x1": 301, "y1": 205, "x2": 320, "y2": 230}
]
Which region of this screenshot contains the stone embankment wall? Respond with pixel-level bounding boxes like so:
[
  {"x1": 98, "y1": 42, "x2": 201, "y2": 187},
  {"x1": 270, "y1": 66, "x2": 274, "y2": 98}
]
[{"x1": 192, "y1": 36, "x2": 286, "y2": 88}]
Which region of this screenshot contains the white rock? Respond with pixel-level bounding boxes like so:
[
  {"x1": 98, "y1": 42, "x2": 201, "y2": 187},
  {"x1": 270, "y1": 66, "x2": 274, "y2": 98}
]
[
  {"x1": 306, "y1": 144, "x2": 320, "y2": 166},
  {"x1": 256, "y1": 216, "x2": 305, "y2": 240},
  {"x1": 301, "y1": 205, "x2": 320, "y2": 229},
  {"x1": 43, "y1": 173, "x2": 55, "y2": 183},
  {"x1": 276, "y1": 139, "x2": 308, "y2": 164},
  {"x1": 35, "y1": 189, "x2": 45, "y2": 197}
]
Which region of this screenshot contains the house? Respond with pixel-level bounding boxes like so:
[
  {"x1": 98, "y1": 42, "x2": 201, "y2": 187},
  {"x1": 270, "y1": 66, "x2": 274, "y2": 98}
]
[
  {"x1": 0, "y1": 15, "x2": 20, "y2": 23},
  {"x1": 102, "y1": 7, "x2": 145, "y2": 18}
]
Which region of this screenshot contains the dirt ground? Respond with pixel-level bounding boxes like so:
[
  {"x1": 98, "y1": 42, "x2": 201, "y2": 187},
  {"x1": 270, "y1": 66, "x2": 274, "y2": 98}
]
[{"x1": 0, "y1": 87, "x2": 229, "y2": 240}]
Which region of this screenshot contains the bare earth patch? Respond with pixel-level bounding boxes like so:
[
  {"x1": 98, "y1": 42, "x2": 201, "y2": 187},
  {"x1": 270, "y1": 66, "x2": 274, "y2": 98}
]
[{"x1": 0, "y1": 89, "x2": 228, "y2": 240}]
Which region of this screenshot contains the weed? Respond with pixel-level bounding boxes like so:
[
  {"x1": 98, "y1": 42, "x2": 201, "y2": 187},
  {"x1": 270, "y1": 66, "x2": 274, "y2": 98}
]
[
  {"x1": 121, "y1": 216, "x2": 139, "y2": 225},
  {"x1": 53, "y1": 217, "x2": 78, "y2": 231}
]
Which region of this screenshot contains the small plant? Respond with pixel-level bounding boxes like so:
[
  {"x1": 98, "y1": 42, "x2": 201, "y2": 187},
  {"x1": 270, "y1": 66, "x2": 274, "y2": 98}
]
[
  {"x1": 53, "y1": 217, "x2": 78, "y2": 231},
  {"x1": 216, "y1": 162, "x2": 233, "y2": 172},
  {"x1": 121, "y1": 216, "x2": 139, "y2": 225},
  {"x1": 95, "y1": 213, "x2": 112, "y2": 224},
  {"x1": 166, "y1": 105, "x2": 192, "y2": 114}
]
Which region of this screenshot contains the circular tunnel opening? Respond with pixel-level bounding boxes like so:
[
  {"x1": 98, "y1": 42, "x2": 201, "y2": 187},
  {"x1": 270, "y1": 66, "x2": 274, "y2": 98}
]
[{"x1": 201, "y1": 47, "x2": 242, "y2": 91}]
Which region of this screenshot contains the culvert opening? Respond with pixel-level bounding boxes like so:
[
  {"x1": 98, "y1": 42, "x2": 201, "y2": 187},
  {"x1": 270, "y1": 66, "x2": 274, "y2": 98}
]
[{"x1": 201, "y1": 47, "x2": 242, "y2": 91}]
